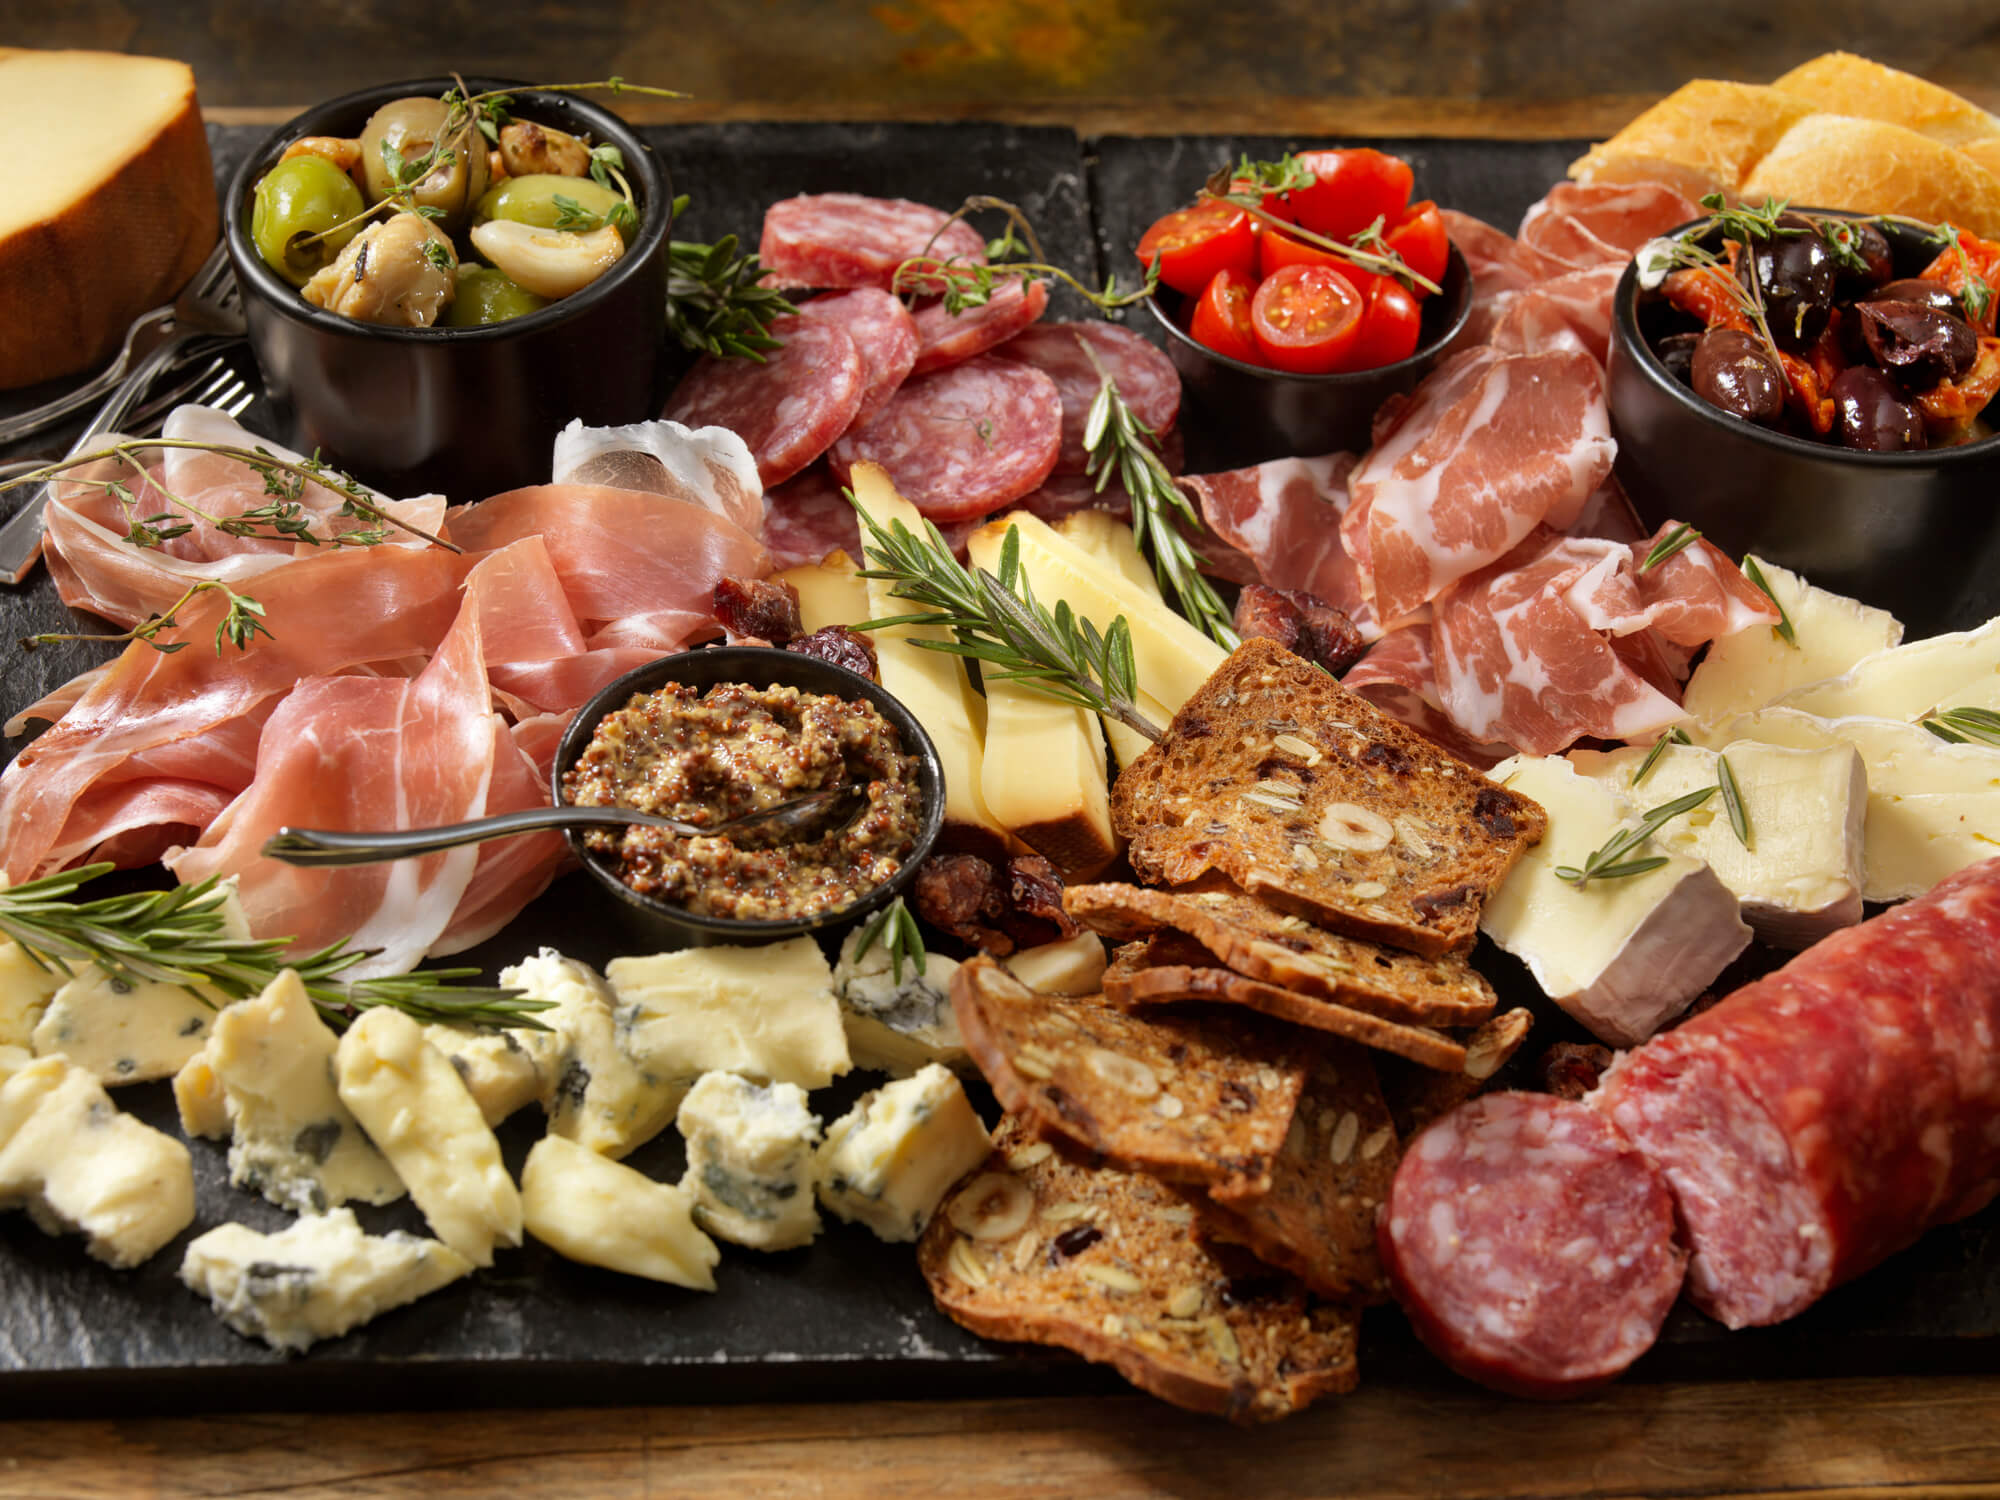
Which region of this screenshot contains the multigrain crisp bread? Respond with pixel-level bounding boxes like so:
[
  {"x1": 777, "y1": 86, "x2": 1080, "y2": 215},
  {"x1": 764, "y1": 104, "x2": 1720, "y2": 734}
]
[
  {"x1": 1066, "y1": 881, "x2": 1497, "y2": 1026},
  {"x1": 1109, "y1": 637, "x2": 1547, "y2": 957},
  {"x1": 920, "y1": 1115, "x2": 1360, "y2": 1424},
  {"x1": 1376, "y1": 1007, "x2": 1537, "y2": 1138},
  {"x1": 950, "y1": 956, "x2": 1306, "y2": 1198},
  {"x1": 1199, "y1": 1041, "x2": 1400, "y2": 1304}
]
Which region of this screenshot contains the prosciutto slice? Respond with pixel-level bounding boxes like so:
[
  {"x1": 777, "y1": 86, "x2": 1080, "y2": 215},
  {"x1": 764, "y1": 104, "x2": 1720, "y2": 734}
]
[
  {"x1": 1487, "y1": 263, "x2": 1624, "y2": 367},
  {"x1": 1181, "y1": 454, "x2": 1376, "y2": 636},
  {"x1": 1516, "y1": 182, "x2": 1700, "y2": 276},
  {"x1": 1344, "y1": 346, "x2": 1616, "y2": 623},
  {"x1": 549, "y1": 418, "x2": 764, "y2": 538},
  {"x1": 1562, "y1": 522, "x2": 1779, "y2": 646},
  {"x1": 1342, "y1": 622, "x2": 1513, "y2": 767}
]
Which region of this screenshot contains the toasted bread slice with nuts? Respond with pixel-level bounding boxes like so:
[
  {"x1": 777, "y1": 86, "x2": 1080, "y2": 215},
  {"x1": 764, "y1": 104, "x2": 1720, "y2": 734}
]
[
  {"x1": 921, "y1": 1115, "x2": 1360, "y2": 1423},
  {"x1": 1109, "y1": 638, "x2": 1546, "y2": 956},
  {"x1": 950, "y1": 955, "x2": 1305, "y2": 1198},
  {"x1": 1066, "y1": 881, "x2": 1497, "y2": 1026},
  {"x1": 1199, "y1": 1042, "x2": 1399, "y2": 1303},
  {"x1": 1376, "y1": 1007, "x2": 1536, "y2": 1138}
]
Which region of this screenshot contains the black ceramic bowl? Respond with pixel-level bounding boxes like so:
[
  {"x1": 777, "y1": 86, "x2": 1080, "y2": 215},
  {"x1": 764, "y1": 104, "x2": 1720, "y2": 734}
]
[
  {"x1": 1144, "y1": 244, "x2": 1472, "y2": 470},
  {"x1": 551, "y1": 647, "x2": 947, "y2": 950},
  {"x1": 1608, "y1": 211, "x2": 2000, "y2": 633},
  {"x1": 225, "y1": 77, "x2": 672, "y2": 502}
]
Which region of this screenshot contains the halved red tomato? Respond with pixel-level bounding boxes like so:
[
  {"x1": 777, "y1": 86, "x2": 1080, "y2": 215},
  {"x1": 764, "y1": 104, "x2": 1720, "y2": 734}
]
[
  {"x1": 1189, "y1": 267, "x2": 1263, "y2": 364},
  {"x1": 1249, "y1": 263, "x2": 1363, "y2": 374},
  {"x1": 1337, "y1": 278, "x2": 1423, "y2": 371},
  {"x1": 1286, "y1": 149, "x2": 1415, "y2": 244},
  {"x1": 1258, "y1": 228, "x2": 1383, "y2": 301},
  {"x1": 1136, "y1": 200, "x2": 1256, "y2": 297},
  {"x1": 1385, "y1": 200, "x2": 1450, "y2": 294}
]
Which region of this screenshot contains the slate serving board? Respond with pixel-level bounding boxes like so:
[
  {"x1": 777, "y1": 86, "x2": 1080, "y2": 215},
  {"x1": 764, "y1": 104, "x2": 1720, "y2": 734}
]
[{"x1": 2, "y1": 122, "x2": 1997, "y2": 1417}]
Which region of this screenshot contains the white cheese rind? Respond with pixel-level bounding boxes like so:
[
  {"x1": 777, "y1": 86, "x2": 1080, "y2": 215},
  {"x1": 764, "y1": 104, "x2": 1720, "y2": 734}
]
[
  {"x1": 1002, "y1": 932, "x2": 1109, "y2": 996},
  {"x1": 0, "y1": 1053, "x2": 193, "y2": 1266},
  {"x1": 1771, "y1": 615, "x2": 2000, "y2": 725},
  {"x1": 833, "y1": 927, "x2": 965, "y2": 1077},
  {"x1": 521, "y1": 1135, "x2": 720, "y2": 1289},
  {"x1": 180, "y1": 1207, "x2": 471, "y2": 1353},
  {"x1": 1482, "y1": 756, "x2": 1751, "y2": 1046},
  {"x1": 816, "y1": 1064, "x2": 989, "y2": 1242},
  {"x1": 677, "y1": 1072, "x2": 822, "y2": 1251}
]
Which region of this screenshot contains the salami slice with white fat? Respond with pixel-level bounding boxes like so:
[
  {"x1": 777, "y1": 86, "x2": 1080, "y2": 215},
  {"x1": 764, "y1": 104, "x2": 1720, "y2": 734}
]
[
  {"x1": 992, "y1": 321, "x2": 1181, "y2": 474},
  {"x1": 908, "y1": 277, "x2": 1050, "y2": 376},
  {"x1": 1378, "y1": 1091, "x2": 1685, "y2": 1399},
  {"x1": 662, "y1": 315, "x2": 865, "y2": 488},
  {"x1": 760, "y1": 193, "x2": 987, "y2": 293},
  {"x1": 794, "y1": 289, "x2": 920, "y2": 428},
  {"x1": 761, "y1": 463, "x2": 861, "y2": 570},
  {"x1": 829, "y1": 356, "x2": 1062, "y2": 522}
]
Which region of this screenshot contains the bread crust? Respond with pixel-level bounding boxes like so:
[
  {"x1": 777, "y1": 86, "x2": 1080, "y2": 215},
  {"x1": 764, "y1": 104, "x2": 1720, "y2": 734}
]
[
  {"x1": 1568, "y1": 80, "x2": 1819, "y2": 200},
  {"x1": 1772, "y1": 52, "x2": 2000, "y2": 148},
  {"x1": 1742, "y1": 112, "x2": 2000, "y2": 239}
]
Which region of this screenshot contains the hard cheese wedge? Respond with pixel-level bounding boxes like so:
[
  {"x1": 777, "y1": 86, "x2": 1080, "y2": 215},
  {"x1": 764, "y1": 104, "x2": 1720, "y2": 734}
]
[
  {"x1": 778, "y1": 549, "x2": 869, "y2": 633},
  {"x1": 1482, "y1": 755, "x2": 1751, "y2": 1046},
  {"x1": 1054, "y1": 511, "x2": 1175, "y2": 770},
  {"x1": 0, "y1": 49, "x2": 218, "y2": 389}
]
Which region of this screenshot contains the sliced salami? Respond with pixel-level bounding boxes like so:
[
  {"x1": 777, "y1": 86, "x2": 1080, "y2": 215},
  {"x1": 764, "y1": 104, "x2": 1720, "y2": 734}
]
[
  {"x1": 909, "y1": 277, "x2": 1050, "y2": 377},
  {"x1": 1379, "y1": 1092, "x2": 1686, "y2": 1399},
  {"x1": 761, "y1": 463, "x2": 861, "y2": 570},
  {"x1": 662, "y1": 315, "x2": 865, "y2": 488},
  {"x1": 829, "y1": 356, "x2": 1061, "y2": 522},
  {"x1": 793, "y1": 288, "x2": 920, "y2": 428},
  {"x1": 991, "y1": 321, "x2": 1181, "y2": 474},
  {"x1": 1592, "y1": 856, "x2": 2000, "y2": 1330},
  {"x1": 759, "y1": 193, "x2": 987, "y2": 293}
]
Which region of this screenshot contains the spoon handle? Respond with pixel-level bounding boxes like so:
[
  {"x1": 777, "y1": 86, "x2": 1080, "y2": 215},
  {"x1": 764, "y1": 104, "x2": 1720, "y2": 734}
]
[{"x1": 261, "y1": 805, "x2": 697, "y2": 867}]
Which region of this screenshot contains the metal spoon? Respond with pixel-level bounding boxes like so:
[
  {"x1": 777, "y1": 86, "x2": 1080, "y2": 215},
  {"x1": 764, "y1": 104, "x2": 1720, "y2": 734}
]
[{"x1": 259, "y1": 786, "x2": 867, "y2": 868}]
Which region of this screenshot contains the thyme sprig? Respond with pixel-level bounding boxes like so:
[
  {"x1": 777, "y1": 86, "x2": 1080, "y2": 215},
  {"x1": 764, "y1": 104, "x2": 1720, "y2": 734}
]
[
  {"x1": 852, "y1": 895, "x2": 927, "y2": 984},
  {"x1": 1081, "y1": 356, "x2": 1239, "y2": 651},
  {"x1": 849, "y1": 500, "x2": 1164, "y2": 742},
  {"x1": 892, "y1": 195, "x2": 1159, "y2": 315},
  {"x1": 1741, "y1": 556, "x2": 1798, "y2": 647},
  {"x1": 1921, "y1": 706, "x2": 2000, "y2": 746},
  {"x1": 1200, "y1": 163, "x2": 1442, "y2": 297},
  {"x1": 0, "y1": 864, "x2": 548, "y2": 1032},
  {"x1": 666, "y1": 196, "x2": 798, "y2": 360},
  {"x1": 22, "y1": 579, "x2": 270, "y2": 657},
  {"x1": 1556, "y1": 785, "x2": 1716, "y2": 887}
]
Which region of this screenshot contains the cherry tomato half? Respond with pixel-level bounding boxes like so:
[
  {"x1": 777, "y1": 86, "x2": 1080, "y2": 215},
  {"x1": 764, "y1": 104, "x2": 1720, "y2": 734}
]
[
  {"x1": 1338, "y1": 278, "x2": 1423, "y2": 372},
  {"x1": 1189, "y1": 266, "x2": 1263, "y2": 364},
  {"x1": 1385, "y1": 200, "x2": 1450, "y2": 295},
  {"x1": 1250, "y1": 263, "x2": 1363, "y2": 374},
  {"x1": 1258, "y1": 228, "x2": 1384, "y2": 301},
  {"x1": 1137, "y1": 200, "x2": 1256, "y2": 297},
  {"x1": 1287, "y1": 148, "x2": 1415, "y2": 245}
]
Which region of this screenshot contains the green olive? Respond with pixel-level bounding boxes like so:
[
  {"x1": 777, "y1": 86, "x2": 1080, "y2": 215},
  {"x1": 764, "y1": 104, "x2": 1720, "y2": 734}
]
[
  {"x1": 357, "y1": 95, "x2": 490, "y2": 234},
  {"x1": 250, "y1": 155, "x2": 366, "y2": 286},
  {"x1": 447, "y1": 265, "x2": 550, "y2": 326},
  {"x1": 475, "y1": 174, "x2": 634, "y2": 243}
]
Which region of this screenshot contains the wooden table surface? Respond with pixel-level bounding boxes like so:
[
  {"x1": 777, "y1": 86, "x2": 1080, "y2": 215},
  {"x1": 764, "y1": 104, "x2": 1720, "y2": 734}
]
[{"x1": 8, "y1": 88, "x2": 2000, "y2": 1499}]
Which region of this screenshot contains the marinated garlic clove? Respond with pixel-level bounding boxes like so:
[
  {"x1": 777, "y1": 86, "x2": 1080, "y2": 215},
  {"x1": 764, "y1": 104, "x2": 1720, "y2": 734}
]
[
  {"x1": 303, "y1": 213, "x2": 458, "y2": 328},
  {"x1": 282, "y1": 134, "x2": 365, "y2": 189},
  {"x1": 468, "y1": 219, "x2": 623, "y2": 300},
  {"x1": 498, "y1": 119, "x2": 592, "y2": 178}
]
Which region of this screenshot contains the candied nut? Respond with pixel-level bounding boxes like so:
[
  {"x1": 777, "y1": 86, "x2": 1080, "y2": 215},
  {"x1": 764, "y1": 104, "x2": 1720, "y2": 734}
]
[
  {"x1": 1085, "y1": 1047, "x2": 1160, "y2": 1099},
  {"x1": 1007, "y1": 1141, "x2": 1054, "y2": 1171},
  {"x1": 1465, "y1": 1009, "x2": 1533, "y2": 1080},
  {"x1": 1167, "y1": 1285, "x2": 1205, "y2": 1319},
  {"x1": 1329, "y1": 1110, "x2": 1360, "y2": 1164},
  {"x1": 1081, "y1": 1263, "x2": 1144, "y2": 1294},
  {"x1": 947, "y1": 1238, "x2": 991, "y2": 1288},
  {"x1": 1349, "y1": 880, "x2": 1390, "y2": 900},
  {"x1": 1361, "y1": 1126, "x2": 1395, "y2": 1160},
  {"x1": 948, "y1": 1172, "x2": 1035, "y2": 1241},
  {"x1": 1319, "y1": 802, "x2": 1394, "y2": 852}
]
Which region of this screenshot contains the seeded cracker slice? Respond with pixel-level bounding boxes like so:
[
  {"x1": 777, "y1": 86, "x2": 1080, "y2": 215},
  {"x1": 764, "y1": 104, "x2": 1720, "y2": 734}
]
[
  {"x1": 1108, "y1": 637, "x2": 1546, "y2": 956},
  {"x1": 949, "y1": 955, "x2": 1305, "y2": 1197},
  {"x1": 1198, "y1": 1042, "x2": 1399, "y2": 1303},
  {"x1": 1377, "y1": 1007, "x2": 1537, "y2": 1137},
  {"x1": 921, "y1": 1116, "x2": 1360, "y2": 1423},
  {"x1": 1066, "y1": 881, "x2": 1497, "y2": 1026}
]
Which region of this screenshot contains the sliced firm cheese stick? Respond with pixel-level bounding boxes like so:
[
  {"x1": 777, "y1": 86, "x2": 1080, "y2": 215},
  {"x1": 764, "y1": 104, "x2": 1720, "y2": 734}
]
[
  {"x1": 521, "y1": 1135, "x2": 719, "y2": 1289},
  {"x1": 335, "y1": 1007, "x2": 522, "y2": 1267}
]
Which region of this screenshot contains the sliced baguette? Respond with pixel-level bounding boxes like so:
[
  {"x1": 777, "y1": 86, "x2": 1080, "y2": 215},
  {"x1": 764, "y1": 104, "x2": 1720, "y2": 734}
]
[
  {"x1": 1567, "y1": 80, "x2": 1820, "y2": 201},
  {"x1": 1741, "y1": 112, "x2": 2000, "y2": 238},
  {"x1": 1771, "y1": 52, "x2": 2000, "y2": 149}
]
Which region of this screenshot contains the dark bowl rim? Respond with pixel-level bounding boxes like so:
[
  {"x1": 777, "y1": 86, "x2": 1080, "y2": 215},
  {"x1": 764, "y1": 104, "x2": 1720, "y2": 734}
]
[
  {"x1": 224, "y1": 75, "x2": 671, "y2": 345},
  {"x1": 1142, "y1": 242, "x2": 1472, "y2": 384},
  {"x1": 1611, "y1": 207, "x2": 2000, "y2": 469},
  {"x1": 548, "y1": 646, "x2": 949, "y2": 941}
]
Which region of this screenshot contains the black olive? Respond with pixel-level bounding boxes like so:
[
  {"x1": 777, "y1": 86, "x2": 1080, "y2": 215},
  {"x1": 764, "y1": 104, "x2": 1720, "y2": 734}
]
[
  {"x1": 1857, "y1": 300, "x2": 1978, "y2": 391},
  {"x1": 1866, "y1": 277, "x2": 1962, "y2": 316},
  {"x1": 1654, "y1": 330, "x2": 1701, "y2": 385},
  {"x1": 1738, "y1": 214, "x2": 1837, "y2": 351},
  {"x1": 1830, "y1": 220, "x2": 1895, "y2": 298},
  {"x1": 1691, "y1": 328, "x2": 1787, "y2": 425},
  {"x1": 1830, "y1": 365, "x2": 1927, "y2": 451}
]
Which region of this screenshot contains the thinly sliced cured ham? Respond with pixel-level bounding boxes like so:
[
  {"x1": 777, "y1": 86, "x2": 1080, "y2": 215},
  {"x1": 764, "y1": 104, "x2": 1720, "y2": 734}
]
[
  {"x1": 1516, "y1": 182, "x2": 1700, "y2": 276},
  {"x1": 549, "y1": 418, "x2": 764, "y2": 537},
  {"x1": 1181, "y1": 454, "x2": 1375, "y2": 636},
  {"x1": 1341, "y1": 622, "x2": 1513, "y2": 767},
  {"x1": 1345, "y1": 346, "x2": 1616, "y2": 623},
  {"x1": 1487, "y1": 263, "x2": 1624, "y2": 366},
  {"x1": 1562, "y1": 523, "x2": 1779, "y2": 647}
]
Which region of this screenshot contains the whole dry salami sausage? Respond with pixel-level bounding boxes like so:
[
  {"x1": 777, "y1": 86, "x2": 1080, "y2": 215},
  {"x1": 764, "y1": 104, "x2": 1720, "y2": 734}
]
[
  {"x1": 829, "y1": 356, "x2": 1062, "y2": 522},
  {"x1": 991, "y1": 321, "x2": 1182, "y2": 474},
  {"x1": 760, "y1": 193, "x2": 987, "y2": 293},
  {"x1": 1592, "y1": 855, "x2": 2000, "y2": 1329},
  {"x1": 1377, "y1": 1091, "x2": 1685, "y2": 1399},
  {"x1": 909, "y1": 278, "x2": 1050, "y2": 376},
  {"x1": 663, "y1": 315, "x2": 865, "y2": 488},
  {"x1": 794, "y1": 288, "x2": 920, "y2": 428}
]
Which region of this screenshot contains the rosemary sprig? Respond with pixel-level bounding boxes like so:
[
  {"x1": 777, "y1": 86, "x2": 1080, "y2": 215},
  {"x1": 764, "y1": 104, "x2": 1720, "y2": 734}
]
[
  {"x1": 852, "y1": 895, "x2": 927, "y2": 984},
  {"x1": 1717, "y1": 753, "x2": 1752, "y2": 849},
  {"x1": 21, "y1": 579, "x2": 270, "y2": 656},
  {"x1": 0, "y1": 865, "x2": 548, "y2": 1032},
  {"x1": 848, "y1": 500, "x2": 1163, "y2": 742},
  {"x1": 1081, "y1": 356, "x2": 1240, "y2": 651},
  {"x1": 666, "y1": 196, "x2": 797, "y2": 360},
  {"x1": 1629, "y1": 726, "x2": 1692, "y2": 788},
  {"x1": 1642, "y1": 523, "x2": 1701, "y2": 571},
  {"x1": 1741, "y1": 556, "x2": 1797, "y2": 647},
  {"x1": 1921, "y1": 706, "x2": 2000, "y2": 746},
  {"x1": 1555, "y1": 785, "x2": 1716, "y2": 887},
  {"x1": 892, "y1": 195, "x2": 1159, "y2": 314}
]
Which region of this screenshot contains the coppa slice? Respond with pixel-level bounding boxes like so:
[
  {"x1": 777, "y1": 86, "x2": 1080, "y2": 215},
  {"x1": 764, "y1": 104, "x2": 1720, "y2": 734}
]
[
  {"x1": 1110, "y1": 637, "x2": 1548, "y2": 956},
  {"x1": 908, "y1": 278, "x2": 1050, "y2": 376},
  {"x1": 949, "y1": 955, "x2": 1304, "y2": 1197},
  {"x1": 1065, "y1": 881, "x2": 1497, "y2": 1026},
  {"x1": 921, "y1": 1115, "x2": 1360, "y2": 1423},
  {"x1": 793, "y1": 288, "x2": 920, "y2": 428},
  {"x1": 663, "y1": 314, "x2": 865, "y2": 487},
  {"x1": 990, "y1": 321, "x2": 1182, "y2": 474},
  {"x1": 759, "y1": 194, "x2": 987, "y2": 292}
]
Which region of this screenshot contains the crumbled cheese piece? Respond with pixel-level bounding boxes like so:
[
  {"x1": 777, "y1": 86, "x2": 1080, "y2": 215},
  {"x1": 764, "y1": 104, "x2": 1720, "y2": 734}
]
[
  {"x1": 521, "y1": 1135, "x2": 719, "y2": 1289},
  {"x1": 817, "y1": 1064, "x2": 989, "y2": 1242},
  {"x1": 677, "y1": 1071, "x2": 821, "y2": 1251}
]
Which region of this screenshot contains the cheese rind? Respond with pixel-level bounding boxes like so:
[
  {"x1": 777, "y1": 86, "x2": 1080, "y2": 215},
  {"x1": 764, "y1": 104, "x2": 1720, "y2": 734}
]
[
  {"x1": 832, "y1": 928, "x2": 966, "y2": 1077},
  {"x1": 816, "y1": 1064, "x2": 989, "y2": 1242},
  {"x1": 1771, "y1": 615, "x2": 2000, "y2": 724},
  {"x1": 180, "y1": 1208, "x2": 472, "y2": 1353},
  {"x1": 502, "y1": 948, "x2": 676, "y2": 1159},
  {"x1": 521, "y1": 1135, "x2": 719, "y2": 1289},
  {"x1": 677, "y1": 1072, "x2": 822, "y2": 1251}
]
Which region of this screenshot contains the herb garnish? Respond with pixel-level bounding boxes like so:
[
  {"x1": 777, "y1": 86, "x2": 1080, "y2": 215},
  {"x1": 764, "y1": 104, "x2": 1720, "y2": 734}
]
[
  {"x1": 1741, "y1": 556, "x2": 1798, "y2": 647},
  {"x1": 891, "y1": 196, "x2": 1159, "y2": 315},
  {"x1": 1629, "y1": 726, "x2": 1692, "y2": 788},
  {"x1": 1642, "y1": 523, "x2": 1702, "y2": 571},
  {"x1": 22, "y1": 579, "x2": 270, "y2": 657},
  {"x1": 1717, "y1": 752, "x2": 1752, "y2": 849},
  {"x1": 1555, "y1": 785, "x2": 1716, "y2": 887},
  {"x1": 1921, "y1": 706, "x2": 2000, "y2": 746},
  {"x1": 852, "y1": 896, "x2": 927, "y2": 984},
  {"x1": 1202, "y1": 160, "x2": 1442, "y2": 297},
  {"x1": 666, "y1": 195, "x2": 798, "y2": 361}
]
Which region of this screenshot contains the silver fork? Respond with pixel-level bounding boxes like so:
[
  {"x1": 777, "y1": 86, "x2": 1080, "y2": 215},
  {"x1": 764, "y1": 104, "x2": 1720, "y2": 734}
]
[
  {"x1": 0, "y1": 348, "x2": 246, "y2": 484},
  {"x1": 0, "y1": 242, "x2": 244, "y2": 447}
]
